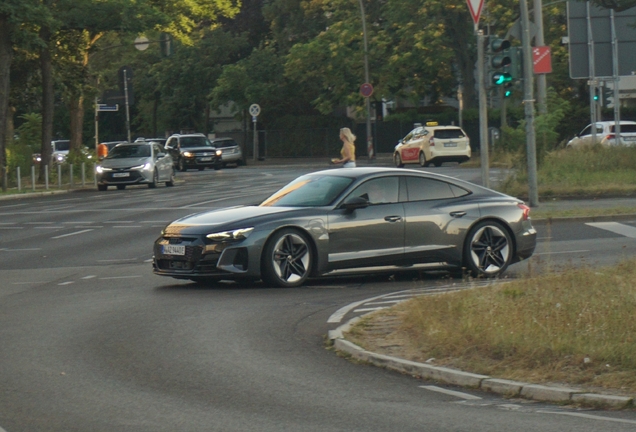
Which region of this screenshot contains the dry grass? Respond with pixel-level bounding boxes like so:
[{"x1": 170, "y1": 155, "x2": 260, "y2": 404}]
[{"x1": 347, "y1": 260, "x2": 636, "y2": 394}]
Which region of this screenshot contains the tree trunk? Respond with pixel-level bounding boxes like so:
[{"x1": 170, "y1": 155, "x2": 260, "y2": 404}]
[
  {"x1": 0, "y1": 14, "x2": 12, "y2": 192},
  {"x1": 69, "y1": 94, "x2": 85, "y2": 155},
  {"x1": 40, "y1": 27, "x2": 54, "y2": 182}
]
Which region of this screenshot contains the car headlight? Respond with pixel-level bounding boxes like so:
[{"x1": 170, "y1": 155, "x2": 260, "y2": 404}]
[
  {"x1": 206, "y1": 227, "x2": 254, "y2": 241},
  {"x1": 215, "y1": 149, "x2": 222, "y2": 156},
  {"x1": 56, "y1": 155, "x2": 65, "y2": 162},
  {"x1": 131, "y1": 163, "x2": 152, "y2": 171},
  {"x1": 96, "y1": 166, "x2": 110, "y2": 173},
  {"x1": 183, "y1": 151, "x2": 194, "y2": 158}
]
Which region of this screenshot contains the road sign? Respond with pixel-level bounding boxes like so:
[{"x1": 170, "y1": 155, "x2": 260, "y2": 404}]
[
  {"x1": 97, "y1": 104, "x2": 119, "y2": 112},
  {"x1": 134, "y1": 36, "x2": 149, "y2": 51},
  {"x1": 249, "y1": 104, "x2": 261, "y2": 117},
  {"x1": 360, "y1": 83, "x2": 373, "y2": 98},
  {"x1": 533, "y1": 46, "x2": 552, "y2": 74},
  {"x1": 466, "y1": 0, "x2": 485, "y2": 25}
]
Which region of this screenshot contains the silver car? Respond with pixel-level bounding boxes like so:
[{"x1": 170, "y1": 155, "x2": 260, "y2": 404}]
[
  {"x1": 96, "y1": 141, "x2": 175, "y2": 191},
  {"x1": 153, "y1": 168, "x2": 536, "y2": 287},
  {"x1": 210, "y1": 137, "x2": 244, "y2": 167}
]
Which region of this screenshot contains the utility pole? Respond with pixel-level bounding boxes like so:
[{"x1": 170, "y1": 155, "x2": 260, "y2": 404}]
[
  {"x1": 358, "y1": 0, "x2": 373, "y2": 160},
  {"x1": 521, "y1": 0, "x2": 539, "y2": 207},
  {"x1": 534, "y1": 0, "x2": 548, "y2": 114},
  {"x1": 478, "y1": 30, "x2": 490, "y2": 189}
]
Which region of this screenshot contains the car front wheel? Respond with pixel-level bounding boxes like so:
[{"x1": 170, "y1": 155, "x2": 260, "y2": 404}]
[
  {"x1": 262, "y1": 229, "x2": 313, "y2": 288},
  {"x1": 165, "y1": 169, "x2": 175, "y2": 187},
  {"x1": 419, "y1": 152, "x2": 428, "y2": 167},
  {"x1": 464, "y1": 221, "x2": 513, "y2": 277},
  {"x1": 394, "y1": 153, "x2": 404, "y2": 168},
  {"x1": 148, "y1": 169, "x2": 158, "y2": 188}
]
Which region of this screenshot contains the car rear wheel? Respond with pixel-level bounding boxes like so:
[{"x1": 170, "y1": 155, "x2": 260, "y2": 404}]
[
  {"x1": 116, "y1": 184, "x2": 126, "y2": 190},
  {"x1": 198, "y1": 166, "x2": 205, "y2": 171},
  {"x1": 165, "y1": 169, "x2": 175, "y2": 187},
  {"x1": 433, "y1": 161, "x2": 442, "y2": 167},
  {"x1": 464, "y1": 221, "x2": 513, "y2": 277},
  {"x1": 97, "y1": 184, "x2": 107, "y2": 191},
  {"x1": 262, "y1": 229, "x2": 313, "y2": 288},
  {"x1": 394, "y1": 153, "x2": 404, "y2": 168},
  {"x1": 148, "y1": 169, "x2": 158, "y2": 188},
  {"x1": 419, "y1": 152, "x2": 427, "y2": 167},
  {"x1": 214, "y1": 163, "x2": 222, "y2": 170}
]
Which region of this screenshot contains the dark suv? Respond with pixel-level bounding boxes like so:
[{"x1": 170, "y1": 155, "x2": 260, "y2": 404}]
[{"x1": 165, "y1": 133, "x2": 222, "y2": 171}]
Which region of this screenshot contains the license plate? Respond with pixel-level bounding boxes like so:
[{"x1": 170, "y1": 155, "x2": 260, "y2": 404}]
[
  {"x1": 163, "y1": 244, "x2": 186, "y2": 255},
  {"x1": 444, "y1": 142, "x2": 458, "y2": 147},
  {"x1": 624, "y1": 136, "x2": 636, "y2": 141},
  {"x1": 113, "y1": 172, "x2": 130, "y2": 177},
  {"x1": 199, "y1": 157, "x2": 212, "y2": 161}
]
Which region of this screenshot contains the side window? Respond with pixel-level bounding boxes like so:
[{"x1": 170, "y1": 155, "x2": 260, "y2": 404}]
[
  {"x1": 580, "y1": 126, "x2": 592, "y2": 136},
  {"x1": 166, "y1": 138, "x2": 174, "y2": 148},
  {"x1": 595, "y1": 125, "x2": 603, "y2": 134},
  {"x1": 406, "y1": 177, "x2": 457, "y2": 201},
  {"x1": 349, "y1": 177, "x2": 399, "y2": 205}
]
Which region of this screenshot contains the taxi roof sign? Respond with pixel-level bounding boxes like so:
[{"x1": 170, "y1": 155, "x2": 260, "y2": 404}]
[{"x1": 425, "y1": 121, "x2": 439, "y2": 126}]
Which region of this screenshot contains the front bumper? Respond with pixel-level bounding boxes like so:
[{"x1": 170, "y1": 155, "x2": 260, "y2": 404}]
[{"x1": 97, "y1": 169, "x2": 153, "y2": 185}]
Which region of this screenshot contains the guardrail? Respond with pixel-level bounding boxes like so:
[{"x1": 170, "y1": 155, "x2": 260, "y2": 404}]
[{"x1": 2, "y1": 162, "x2": 96, "y2": 193}]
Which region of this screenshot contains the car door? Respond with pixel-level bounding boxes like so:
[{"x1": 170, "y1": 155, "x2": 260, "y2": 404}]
[
  {"x1": 402, "y1": 175, "x2": 480, "y2": 265},
  {"x1": 154, "y1": 144, "x2": 170, "y2": 180},
  {"x1": 165, "y1": 137, "x2": 178, "y2": 163},
  {"x1": 400, "y1": 127, "x2": 425, "y2": 162},
  {"x1": 327, "y1": 176, "x2": 404, "y2": 270}
]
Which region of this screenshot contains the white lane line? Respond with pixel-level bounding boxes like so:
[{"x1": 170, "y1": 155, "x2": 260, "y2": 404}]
[
  {"x1": 0, "y1": 203, "x2": 27, "y2": 208},
  {"x1": 51, "y1": 229, "x2": 93, "y2": 239},
  {"x1": 537, "y1": 410, "x2": 636, "y2": 425},
  {"x1": 62, "y1": 221, "x2": 94, "y2": 224},
  {"x1": 0, "y1": 227, "x2": 23, "y2": 230},
  {"x1": 43, "y1": 205, "x2": 75, "y2": 211},
  {"x1": 34, "y1": 226, "x2": 64, "y2": 229},
  {"x1": 1, "y1": 248, "x2": 42, "y2": 252},
  {"x1": 104, "y1": 221, "x2": 134, "y2": 223},
  {"x1": 587, "y1": 221, "x2": 636, "y2": 238},
  {"x1": 364, "y1": 300, "x2": 406, "y2": 305},
  {"x1": 99, "y1": 275, "x2": 143, "y2": 280},
  {"x1": 25, "y1": 221, "x2": 54, "y2": 224},
  {"x1": 12, "y1": 281, "x2": 49, "y2": 285},
  {"x1": 82, "y1": 275, "x2": 96, "y2": 279},
  {"x1": 58, "y1": 281, "x2": 74, "y2": 286},
  {"x1": 328, "y1": 293, "x2": 400, "y2": 323},
  {"x1": 353, "y1": 307, "x2": 390, "y2": 313},
  {"x1": 420, "y1": 385, "x2": 482, "y2": 400},
  {"x1": 534, "y1": 250, "x2": 590, "y2": 256},
  {"x1": 144, "y1": 259, "x2": 153, "y2": 263}
]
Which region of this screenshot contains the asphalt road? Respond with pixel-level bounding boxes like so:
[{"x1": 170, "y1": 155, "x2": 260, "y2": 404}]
[{"x1": 1, "y1": 164, "x2": 636, "y2": 432}]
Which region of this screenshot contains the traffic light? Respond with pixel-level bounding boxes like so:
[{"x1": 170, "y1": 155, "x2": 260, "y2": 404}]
[
  {"x1": 505, "y1": 47, "x2": 523, "y2": 81},
  {"x1": 487, "y1": 37, "x2": 512, "y2": 87},
  {"x1": 504, "y1": 82, "x2": 513, "y2": 98}
]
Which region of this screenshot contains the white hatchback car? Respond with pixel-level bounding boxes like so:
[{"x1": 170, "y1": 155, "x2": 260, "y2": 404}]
[
  {"x1": 566, "y1": 121, "x2": 636, "y2": 149},
  {"x1": 394, "y1": 122, "x2": 471, "y2": 167}
]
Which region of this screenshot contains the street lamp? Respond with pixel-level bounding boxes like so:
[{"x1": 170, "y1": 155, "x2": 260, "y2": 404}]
[{"x1": 358, "y1": 0, "x2": 374, "y2": 159}]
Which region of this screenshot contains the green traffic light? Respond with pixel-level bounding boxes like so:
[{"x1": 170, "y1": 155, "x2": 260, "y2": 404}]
[
  {"x1": 492, "y1": 73, "x2": 512, "y2": 86},
  {"x1": 505, "y1": 89, "x2": 512, "y2": 97}
]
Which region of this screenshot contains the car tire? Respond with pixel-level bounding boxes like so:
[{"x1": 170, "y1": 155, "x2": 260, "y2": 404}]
[
  {"x1": 394, "y1": 153, "x2": 404, "y2": 168},
  {"x1": 116, "y1": 184, "x2": 126, "y2": 190},
  {"x1": 198, "y1": 166, "x2": 205, "y2": 171},
  {"x1": 178, "y1": 158, "x2": 188, "y2": 172},
  {"x1": 165, "y1": 169, "x2": 175, "y2": 187},
  {"x1": 97, "y1": 184, "x2": 107, "y2": 191},
  {"x1": 434, "y1": 161, "x2": 442, "y2": 167},
  {"x1": 262, "y1": 229, "x2": 313, "y2": 288},
  {"x1": 214, "y1": 163, "x2": 222, "y2": 171},
  {"x1": 419, "y1": 152, "x2": 428, "y2": 167},
  {"x1": 463, "y1": 220, "x2": 513, "y2": 278},
  {"x1": 148, "y1": 169, "x2": 158, "y2": 188}
]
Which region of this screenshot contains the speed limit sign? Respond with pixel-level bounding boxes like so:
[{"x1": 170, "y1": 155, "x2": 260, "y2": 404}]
[{"x1": 249, "y1": 104, "x2": 261, "y2": 117}]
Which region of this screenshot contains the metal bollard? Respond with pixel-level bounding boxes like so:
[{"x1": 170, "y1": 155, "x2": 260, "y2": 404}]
[
  {"x1": 81, "y1": 163, "x2": 85, "y2": 186},
  {"x1": 31, "y1": 166, "x2": 35, "y2": 191},
  {"x1": 58, "y1": 164, "x2": 62, "y2": 189},
  {"x1": 45, "y1": 165, "x2": 49, "y2": 190},
  {"x1": 17, "y1": 167, "x2": 21, "y2": 191}
]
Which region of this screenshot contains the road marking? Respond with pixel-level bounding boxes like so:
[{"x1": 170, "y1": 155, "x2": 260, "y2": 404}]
[
  {"x1": 1, "y1": 248, "x2": 42, "y2": 252},
  {"x1": 353, "y1": 307, "x2": 390, "y2": 313},
  {"x1": 587, "y1": 221, "x2": 636, "y2": 238},
  {"x1": 12, "y1": 281, "x2": 49, "y2": 285},
  {"x1": 105, "y1": 221, "x2": 134, "y2": 223},
  {"x1": 97, "y1": 258, "x2": 137, "y2": 263},
  {"x1": 34, "y1": 226, "x2": 64, "y2": 229},
  {"x1": 534, "y1": 249, "x2": 590, "y2": 256},
  {"x1": 0, "y1": 227, "x2": 23, "y2": 230},
  {"x1": 51, "y1": 229, "x2": 94, "y2": 239},
  {"x1": 420, "y1": 385, "x2": 482, "y2": 400},
  {"x1": 537, "y1": 410, "x2": 636, "y2": 425},
  {"x1": 25, "y1": 221, "x2": 54, "y2": 224},
  {"x1": 99, "y1": 275, "x2": 143, "y2": 280},
  {"x1": 82, "y1": 275, "x2": 96, "y2": 279},
  {"x1": 58, "y1": 281, "x2": 74, "y2": 286}
]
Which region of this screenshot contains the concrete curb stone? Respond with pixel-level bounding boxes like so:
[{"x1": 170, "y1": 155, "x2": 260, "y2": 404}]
[{"x1": 331, "y1": 332, "x2": 634, "y2": 409}]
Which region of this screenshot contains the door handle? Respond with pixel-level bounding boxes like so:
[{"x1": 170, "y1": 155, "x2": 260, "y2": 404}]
[
  {"x1": 384, "y1": 215, "x2": 402, "y2": 223},
  {"x1": 449, "y1": 211, "x2": 467, "y2": 218}
]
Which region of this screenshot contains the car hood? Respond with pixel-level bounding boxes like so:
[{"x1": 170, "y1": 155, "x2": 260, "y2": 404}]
[
  {"x1": 100, "y1": 157, "x2": 151, "y2": 168},
  {"x1": 165, "y1": 205, "x2": 308, "y2": 235},
  {"x1": 180, "y1": 146, "x2": 217, "y2": 152}
]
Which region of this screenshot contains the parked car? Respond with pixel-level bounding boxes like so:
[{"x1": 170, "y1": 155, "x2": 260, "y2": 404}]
[
  {"x1": 210, "y1": 137, "x2": 244, "y2": 167},
  {"x1": 32, "y1": 139, "x2": 94, "y2": 165},
  {"x1": 136, "y1": 137, "x2": 167, "y2": 147},
  {"x1": 95, "y1": 141, "x2": 174, "y2": 191},
  {"x1": 566, "y1": 121, "x2": 636, "y2": 149},
  {"x1": 153, "y1": 167, "x2": 536, "y2": 287},
  {"x1": 394, "y1": 122, "x2": 471, "y2": 168},
  {"x1": 164, "y1": 133, "x2": 222, "y2": 171}
]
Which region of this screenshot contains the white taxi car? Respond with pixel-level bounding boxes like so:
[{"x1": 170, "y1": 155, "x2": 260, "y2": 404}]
[
  {"x1": 393, "y1": 122, "x2": 471, "y2": 167},
  {"x1": 566, "y1": 121, "x2": 636, "y2": 149}
]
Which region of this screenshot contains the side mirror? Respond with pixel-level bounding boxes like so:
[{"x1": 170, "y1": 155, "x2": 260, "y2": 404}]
[{"x1": 340, "y1": 196, "x2": 369, "y2": 211}]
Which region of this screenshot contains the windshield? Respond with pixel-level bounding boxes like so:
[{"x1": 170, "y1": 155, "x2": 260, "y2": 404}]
[
  {"x1": 180, "y1": 137, "x2": 213, "y2": 148},
  {"x1": 260, "y1": 174, "x2": 354, "y2": 207},
  {"x1": 610, "y1": 125, "x2": 636, "y2": 133},
  {"x1": 106, "y1": 145, "x2": 151, "y2": 159},
  {"x1": 53, "y1": 141, "x2": 70, "y2": 151}
]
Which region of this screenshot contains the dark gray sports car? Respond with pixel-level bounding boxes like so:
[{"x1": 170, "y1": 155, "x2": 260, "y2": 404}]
[{"x1": 153, "y1": 168, "x2": 536, "y2": 287}]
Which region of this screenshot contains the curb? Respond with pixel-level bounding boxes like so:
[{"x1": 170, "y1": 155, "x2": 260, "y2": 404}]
[
  {"x1": 330, "y1": 326, "x2": 634, "y2": 409},
  {"x1": 532, "y1": 213, "x2": 636, "y2": 225}
]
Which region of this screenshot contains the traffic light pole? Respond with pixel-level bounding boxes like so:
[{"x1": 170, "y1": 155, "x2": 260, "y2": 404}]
[
  {"x1": 520, "y1": 0, "x2": 538, "y2": 207},
  {"x1": 477, "y1": 30, "x2": 490, "y2": 189}
]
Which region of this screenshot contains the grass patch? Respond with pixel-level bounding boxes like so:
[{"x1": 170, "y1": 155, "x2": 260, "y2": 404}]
[{"x1": 347, "y1": 259, "x2": 636, "y2": 394}]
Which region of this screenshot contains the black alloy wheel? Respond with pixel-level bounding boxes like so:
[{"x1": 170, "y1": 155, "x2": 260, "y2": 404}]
[
  {"x1": 394, "y1": 153, "x2": 404, "y2": 168},
  {"x1": 262, "y1": 229, "x2": 313, "y2": 288},
  {"x1": 464, "y1": 221, "x2": 513, "y2": 277}
]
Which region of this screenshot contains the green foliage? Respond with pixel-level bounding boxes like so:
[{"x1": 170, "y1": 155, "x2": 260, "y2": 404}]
[{"x1": 15, "y1": 112, "x2": 41, "y2": 149}]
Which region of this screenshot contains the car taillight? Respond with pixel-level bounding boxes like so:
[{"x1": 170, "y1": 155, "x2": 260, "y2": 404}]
[
  {"x1": 606, "y1": 134, "x2": 615, "y2": 141},
  {"x1": 429, "y1": 138, "x2": 435, "y2": 146},
  {"x1": 518, "y1": 203, "x2": 530, "y2": 221}
]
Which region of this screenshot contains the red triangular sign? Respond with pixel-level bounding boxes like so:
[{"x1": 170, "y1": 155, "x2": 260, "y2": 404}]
[{"x1": 467, "y1": 0, "x2": 484, "y2": 25}]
